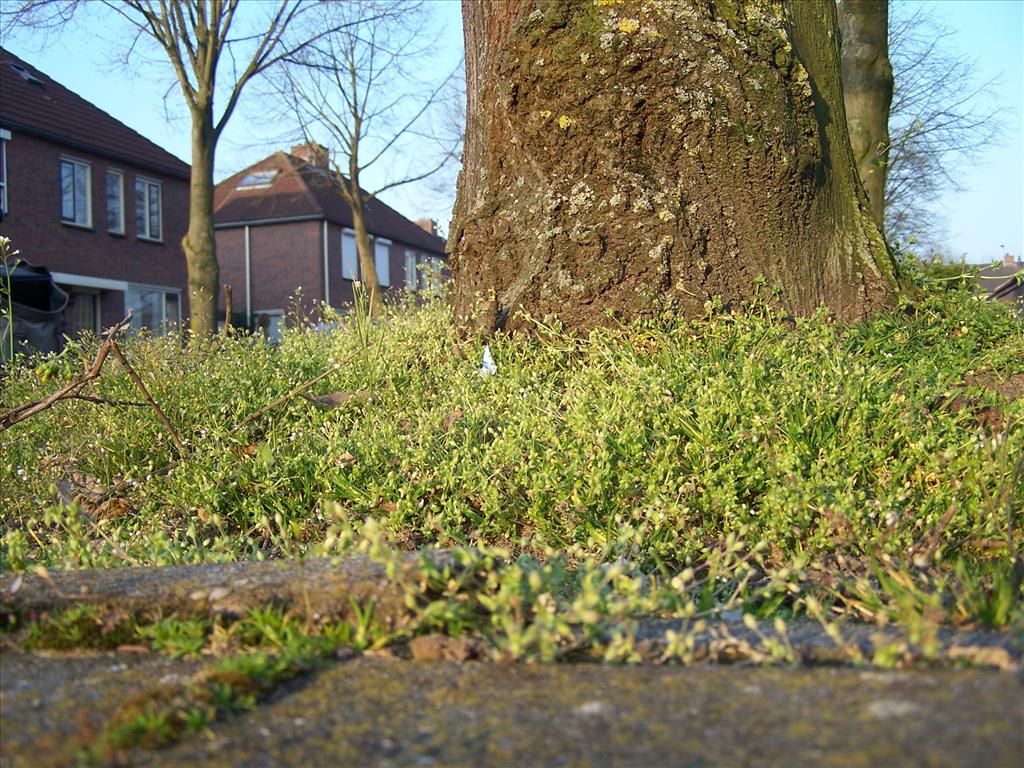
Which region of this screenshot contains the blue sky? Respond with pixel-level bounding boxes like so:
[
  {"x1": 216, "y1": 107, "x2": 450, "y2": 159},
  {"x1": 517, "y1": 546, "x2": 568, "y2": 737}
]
[
  {"x1": 2, "y1": 0, "x2": 1020, "y2": 262},
  {"x1": 901, "y1": 0, "x2": 1022, "y2": 262}
]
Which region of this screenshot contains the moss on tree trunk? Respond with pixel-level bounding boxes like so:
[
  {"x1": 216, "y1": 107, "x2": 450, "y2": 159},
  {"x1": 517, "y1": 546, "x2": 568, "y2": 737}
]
[{"x1": 449, "y1": 0, "x2": 901, "y2": 334}]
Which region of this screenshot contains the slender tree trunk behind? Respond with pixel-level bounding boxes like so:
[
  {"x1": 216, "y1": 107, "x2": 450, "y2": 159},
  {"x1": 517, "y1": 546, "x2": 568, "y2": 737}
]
[
  {"x1": 184, "y1": 107, "x2": 220, "y2": 336},
  {"x1": 349, "y1": 192, "x2": 385, "y2": 316},
  {"x1": 837, "y1": 0, "x2": 893, "y2": 229},
  {"x1": 449, "y1": 0, "x2": 900, "y2": 334}
]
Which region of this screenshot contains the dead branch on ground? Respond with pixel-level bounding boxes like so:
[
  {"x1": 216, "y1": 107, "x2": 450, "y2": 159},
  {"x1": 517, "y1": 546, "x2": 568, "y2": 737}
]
[
  {"x1": 0, "y1": 315, "x2": 133, "y2": 431},
  {"x1": 0, "y1": 316, "x2": 185, "y2": 457}
]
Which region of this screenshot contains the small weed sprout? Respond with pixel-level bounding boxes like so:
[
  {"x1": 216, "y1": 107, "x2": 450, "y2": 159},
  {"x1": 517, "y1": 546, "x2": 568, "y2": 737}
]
[{"x1": 1, "y1": 235, "x2": 22, "y2": 363}]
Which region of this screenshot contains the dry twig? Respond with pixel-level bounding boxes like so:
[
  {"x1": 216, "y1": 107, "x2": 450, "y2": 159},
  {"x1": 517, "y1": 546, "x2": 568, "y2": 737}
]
[
  {"x1": 0, "y1": 317, "x2": 185, "y2": 458},
  {"x1": 0, "y1": 315, "x2": 133, "y2": 431},
  {"x1": 108, "y1": 342, "x2": 186, "y2": 455},
  {"x1": 223, "y1": 284, "x2": 233, "y2": 334}
]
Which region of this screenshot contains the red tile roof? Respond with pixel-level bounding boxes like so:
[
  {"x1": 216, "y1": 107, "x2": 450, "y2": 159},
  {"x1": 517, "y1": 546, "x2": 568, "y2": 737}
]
[
  {"x1": 214, "y1": 152, "x2": 446, "y2": 256},
  {"x1": 0, "y1": 48, "x2": 190, "y2": 180}
]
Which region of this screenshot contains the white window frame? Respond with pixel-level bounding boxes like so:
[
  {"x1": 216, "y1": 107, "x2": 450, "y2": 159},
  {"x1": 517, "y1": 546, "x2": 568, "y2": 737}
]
[
  {"x1": 0, "y1": 128, "x2": 9, "y2": 216},
  {"x1": 341, "y1": 228, "x2": 359, "y2": 280},
  {"x1": 374, "y1": 237, "x2": 391, "y2": 287},
  {"x1": 404, "y1": 250, "x2": 418, "y2": 292},
  {"x1": 134, "y1": 176, "x2": 162, "y2": 241},
  {"x1": 126, "y1": 284, "x2": 181, "y2": 332},
  {"x1": 60, "y1": 156, "x2": 92, "y2": 228},
  {"x1": 106, "y1": 169, "x2": 124, "y2": 234}
]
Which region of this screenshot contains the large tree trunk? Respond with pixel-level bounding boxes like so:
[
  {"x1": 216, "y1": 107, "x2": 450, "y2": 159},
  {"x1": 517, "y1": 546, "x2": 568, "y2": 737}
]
[
  {"x1": 837, "y1": 0, "x2": 893, "y2": 229},
  {"x1": 449, "y1": 0, "x2": 900, "y2": 334},
  {"x1": 183, "y1": 107, "x2": 220, "y2": 337}
]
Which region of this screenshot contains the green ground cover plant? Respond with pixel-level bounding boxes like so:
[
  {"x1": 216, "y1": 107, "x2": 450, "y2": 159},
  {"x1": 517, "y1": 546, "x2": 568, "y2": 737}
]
[{"x1": 1, "y1": 284, "x2": 1021, "y2": 647}]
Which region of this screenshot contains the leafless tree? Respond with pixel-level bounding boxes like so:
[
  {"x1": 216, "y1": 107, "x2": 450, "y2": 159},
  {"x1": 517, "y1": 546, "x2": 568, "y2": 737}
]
[
  {"x1": 276, "y1": 0, "x2": 460, "y2": 316},
  {"x1": 2, "y1": 0, "x2": 352, "y2": 335},
  {"x1": 884, "y1": 2, "x2": 1005, "y2": 252}
]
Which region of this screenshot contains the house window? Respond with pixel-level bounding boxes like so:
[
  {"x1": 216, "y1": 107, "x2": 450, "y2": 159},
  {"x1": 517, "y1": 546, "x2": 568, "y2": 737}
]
[
  {"x1": 254, "y1": 311, "x2": 285, "y2": 343},
  {"x1": 236, "y1": 170, "x2": 278, "y2": 190},
  {"x1": 265, "y1": 313, "x2": 285, "y2": 343},
  {"x1": 374, "y1": 237, "x2": 391, "y2": 287},
  {"x1": 404, "y1": 251, "x2": 417, "y2": 291},
  {"x1": 126, "y1": 286, "x2": 180, "y2": 331},
  {"x1": 134, "y1": 177, "x2": 162, "y2": 240},
  {"x1": 65, "y1": 289, "x2": 101, "y2": 335},
  {"x1": 0, "y1": 128, "x2": 9, "y2": 216},
  {"x1": 60, "y1": 157, "x2": 91, "y2": 227},
  {"x1": 341, "y1": 229, "x2": 359, "y2": 280},
  {"x1": 8, "y1": 63, "x2": 44, "y2": 87},
  {"x1": 106, "y1": 170, "x2": 124, "y2": 234},
  {"x1": 165, "y1": 292, "x2": 180, "y2": 326}
]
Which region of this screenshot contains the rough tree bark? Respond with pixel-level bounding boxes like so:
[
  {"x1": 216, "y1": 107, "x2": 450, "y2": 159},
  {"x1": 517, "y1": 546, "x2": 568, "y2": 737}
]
[
  {"x1": 838, "y1": 0, "x2": 893, "y2": 229},
  {"x1": 449, "y1": 0, "x2": 901, "y2": 334}
]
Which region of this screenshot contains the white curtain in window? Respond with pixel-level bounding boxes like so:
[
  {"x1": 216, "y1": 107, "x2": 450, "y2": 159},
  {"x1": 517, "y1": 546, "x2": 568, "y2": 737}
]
[{"x1": 106, "y1": 171, "x2": 124, "y2": 233}]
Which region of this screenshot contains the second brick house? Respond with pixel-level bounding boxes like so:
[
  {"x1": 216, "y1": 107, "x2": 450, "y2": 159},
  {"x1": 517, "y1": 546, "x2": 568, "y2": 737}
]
[
  {"x1": 0, "y1": 47, "x2": 190, "y2": 334},
  {"x1": 213, "y1": 143, "x2": 447, "y2": 337}
]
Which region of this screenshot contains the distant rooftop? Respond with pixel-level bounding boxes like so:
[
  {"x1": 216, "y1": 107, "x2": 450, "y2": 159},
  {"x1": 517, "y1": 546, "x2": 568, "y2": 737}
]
[
  {"x1": 214, "y1": 148, "x2": 446, "y2": 255},
  {"x1": 0, "y1": 47, "x2": 190, "y2": 180}
]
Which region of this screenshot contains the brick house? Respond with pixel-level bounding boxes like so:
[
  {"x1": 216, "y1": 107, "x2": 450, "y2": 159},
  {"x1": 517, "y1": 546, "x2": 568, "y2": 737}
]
[
  {"x1": 213, "y1": 144, "x2": 447, "y2": 336},
  {"x1": 0, "y1": 47, "x2": 189, "y2": 334}
]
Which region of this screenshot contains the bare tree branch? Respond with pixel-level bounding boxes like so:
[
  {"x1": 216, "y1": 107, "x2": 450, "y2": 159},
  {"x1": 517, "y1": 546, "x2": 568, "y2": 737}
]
[
  {"x1": 884, "y1": 1, "x2": 1006, "y2": 251},
  {"x1": 270, "y1": 0, "x2": 459, "y2": 314}
]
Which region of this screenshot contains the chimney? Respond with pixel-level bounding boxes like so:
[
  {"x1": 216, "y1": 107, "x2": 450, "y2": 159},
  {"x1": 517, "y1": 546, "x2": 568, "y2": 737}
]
[
  {"x1": 416, "y1": 218, "x2": 437, "y2": 236},
  {"x1": 1004, "y1": 251, "x2": 1017, "y2": 267},
  {"x1": 291, "y1": 143, "x2": 329, "y2": 169}
]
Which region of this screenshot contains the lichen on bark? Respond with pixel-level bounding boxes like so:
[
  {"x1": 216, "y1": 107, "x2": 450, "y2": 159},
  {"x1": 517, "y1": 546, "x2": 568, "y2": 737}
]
[{"x1": 449, "y1": 0, "x2": 900, "y2": 334}]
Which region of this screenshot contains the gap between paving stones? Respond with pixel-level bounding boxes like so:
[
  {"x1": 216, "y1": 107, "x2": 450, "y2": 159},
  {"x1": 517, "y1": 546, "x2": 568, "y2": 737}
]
[
  {"x1": 2, "y1": 554, "x2": 1019, "y2": 669},
  {"x1": 2, "y1": 555, "x2": 1021, "y2": 765}
]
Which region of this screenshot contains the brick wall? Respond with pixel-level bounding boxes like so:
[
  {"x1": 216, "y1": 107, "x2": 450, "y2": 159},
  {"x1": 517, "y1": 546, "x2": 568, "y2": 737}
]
[
  {"x1": 215, "y1": 218, "x2": 448, "y2": 323},
  {"x1": 216, "y1": 219, "x2": 325, "y2": 317},
  {"x1": 325, "y1": 222, "x2": 354, "y2": 308},
  {"x1": 0, "y1": 132, "x2": 189, "y2": 302},
  {"x1": 216, "y1": 226, "x2": 246, "y2": 316}
]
